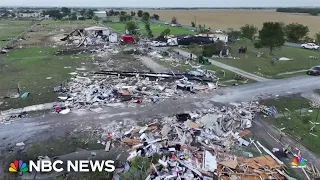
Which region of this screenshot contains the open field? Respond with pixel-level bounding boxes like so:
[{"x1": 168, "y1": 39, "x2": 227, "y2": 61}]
[
  {"x1": 261, "y1": 96, "x2": 320, "y2": 155},
  {"x1": 105, "y1": 22, "x2": 195, "y2": 35},
  {"x1": 0, "y1": 47, "x2": 92, "y2": 111},
  {"x1": 147, "y1": 9, "x2": 320, "y2": 36},
  {"x1": 213, "y1": 39, "x2": 320, "y2": 78},
  {"x1": 0, "y1": 20, "x2": 32, "y2": 47}
]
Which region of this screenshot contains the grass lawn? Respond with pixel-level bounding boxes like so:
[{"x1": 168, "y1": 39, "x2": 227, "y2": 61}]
[
  {"x1": 105, "y1": 22, "x2": 195, "y2": 35},
  {"x1": 214, "y1": 39, "x2": 320, "y2": 78},
  {"x1": 0, "y1": 47, "x2": 92, "y2": 111},
  {"x1": 260, "y1": 96, "x2": 320, "y2": 155},
  {"x1": 0, "y1": 20, "x2": 32, "y2": 46}
]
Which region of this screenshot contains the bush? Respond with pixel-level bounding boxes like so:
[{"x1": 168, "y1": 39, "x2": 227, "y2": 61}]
[
  {"x1": 78, "y1": 17, "x2": 86, "y2": 20},
  {"x1": 254, "y1": 41, "x2": 263, "y2": 48},
  {"x1": 302, "y1": 115, "x2": 311, "y2": 124},
  {"x1": 102, "y1": 19, "x2": 113, "y2": 23}
]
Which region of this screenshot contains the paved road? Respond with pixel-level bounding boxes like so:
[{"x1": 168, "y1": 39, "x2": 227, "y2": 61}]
[{"x1": 173, "y1": 48, "x2": 270, "y2": 82}]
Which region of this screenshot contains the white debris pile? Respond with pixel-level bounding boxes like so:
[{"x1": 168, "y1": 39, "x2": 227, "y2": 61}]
[
  {"x1": 59, "y1": 74, "x2": 217, "y2": 109},
  {"x1": 102, "y1": 104, "x2": 288, "y2": 180}
]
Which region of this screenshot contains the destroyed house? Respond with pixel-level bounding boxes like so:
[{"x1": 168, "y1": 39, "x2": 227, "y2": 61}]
[{"x1": 177, "y1": 35, "x2": 214, "y2": 45}]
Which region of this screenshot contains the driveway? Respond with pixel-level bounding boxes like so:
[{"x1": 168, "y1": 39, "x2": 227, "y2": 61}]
[{"x1": 173, "y1": 48, "x2": 270, "y2": 82}]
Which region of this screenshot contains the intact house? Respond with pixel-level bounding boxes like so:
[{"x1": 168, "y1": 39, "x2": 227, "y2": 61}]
[
  {"x1": 198, "y1": 33, "x2": 228, "y2": 43},
  {"x1": 94, "y1": 11, "x2": 107, "y2": 18}
]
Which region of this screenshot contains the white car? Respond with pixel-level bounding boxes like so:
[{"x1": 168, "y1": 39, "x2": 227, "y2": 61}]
[{"x1": 301, "y1": 43, "x2": 319, "y2": 50}]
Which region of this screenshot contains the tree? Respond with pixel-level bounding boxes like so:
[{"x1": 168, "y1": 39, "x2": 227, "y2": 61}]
[
  {"x1": 142, "y1": 12, "x2": 150, "y2": 22},
  {"x1": 107, "y1": 9, "x2": 115, "y2": 16},
  {"x1": 160, "y1": 28, "x2": 170, "y2": 36},
  {"x1": 120, "y1": 15, "x2": 132, "y2": 22},
  {"x1": 126, "y1": 21, "x2": 138, "y2": 35},
  {"x1": 130, "y1": 11, "x2": 136, "y2": 16},
  {"x1": 94, "y1": 16, "x2": 99, "y2": 22},
  {"x1": 171, "y1": 16, "x2": 177, "y2": 24},
  {"x1": 284, "y1": 23, "x2": 309, "y2": 43},
  {"x1": 144, "y1": 21, "x2": 153, "y2": 38},
  {"x1": 191, "y1": 22, "x2": 195, "y2": 27},
  {"x1": 240, "y1": 24, "x2": 258, "y2": 40},
  {"x1": 315, "y1": 32, "x2": 320, "y2": 44},
  {"x1": 151, "y1": 14, "x2": 159, "y2": 20},
  {"x1": 227, "y1": 29, "x2": 241, "y2": 41},
  {"x1": 61, "y1": 7, "x2": 71, "y2": 16},
  {"x1": 70, "y1": 12, "x2": 77, "y2": 20},
  {"x1": 259, "y1": 22, "x2": 285, "y2": 54},
  {"x1": 309, "y1": 11, "x2": 318, "y2": 16},
  {"x1": 137, "y1": 10, "x2": 143, "y2": 17},
  {"x1": 86, "y1": 9, "x2": 95, "y2": 19},
  {"x1": 120, "y1": 11, "x2": 127, "y2": 16}
]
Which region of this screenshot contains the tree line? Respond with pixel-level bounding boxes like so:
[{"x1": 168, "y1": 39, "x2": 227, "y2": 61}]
[
  {"x1": 42, "y1": 8, "x2": 96, "y2": 20},
  {"x1": 227, "y1": 22, "x2": 320, "y2": 54},
  {"x1": 276, "y1": 8, "x2": 320, "y2": 16}
]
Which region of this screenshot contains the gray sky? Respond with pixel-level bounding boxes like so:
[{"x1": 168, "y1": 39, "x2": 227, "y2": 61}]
[{"x1": 1, "y1": 0, "x2": 320, "y2": 7}]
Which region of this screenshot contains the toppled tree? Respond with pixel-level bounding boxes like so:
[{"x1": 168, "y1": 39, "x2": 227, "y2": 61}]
[
  {"x1": 171, "y1": 16, "x2": 177, "y2": 24},
  {"x1": 258, "y1": 22, "x2": 285, "y2": 54},
  {"x1": 126, "y1": 21, "x2": 138, "y2": 35},
  {"x1": 137, "y1": 10, "x2": 143, "y2": 17},
  {"x1": 191, "y1": 22, "x2": 195, "y2": 27},
  {"x1": 240, "y1": 24, "x2": 258, "y2": 40},
  {"x1": 284, "y1": 23, "x2": 309, "y2": 43}
]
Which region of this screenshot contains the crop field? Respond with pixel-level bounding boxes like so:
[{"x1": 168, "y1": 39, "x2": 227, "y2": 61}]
[
  {"x1": 147, "y1": 9, "x2": 320, "y2": 36},
  {"x1": 105, "y1": 22, "x2": 195, "y2": 35}
]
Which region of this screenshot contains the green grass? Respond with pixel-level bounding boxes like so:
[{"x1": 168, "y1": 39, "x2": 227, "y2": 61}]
[
  {"x1": 0, "y1": 20, "x2": 32, "y2": 45},
  {"x1": 105, "y1": 22, "x2": 195, "y2": 35},
  {"x1": 214, "y1": 39, "x2": 320, "y2": 78},
  {"x1": 260, "y1": 96, "x2": 311, "y2": 113},
  {"x1": 0, "y1": 46, "x2": 91, "y2": 110},
  {"x1": 261, "y1": 96, "x2": 320, "y2": 155}
]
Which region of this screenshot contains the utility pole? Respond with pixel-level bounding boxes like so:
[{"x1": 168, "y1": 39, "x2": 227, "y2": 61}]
[{"x1": 194, "y1": 16, "x2": 197, "y2": 31}]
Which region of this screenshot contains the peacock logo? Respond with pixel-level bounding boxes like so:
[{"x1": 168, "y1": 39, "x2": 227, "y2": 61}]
[
  {"x1": 9, "y1": 160, "x2": 29, "y2": 173},
  {"x1": 291, "y1": 156, "x2": 306, "y2": 168}
]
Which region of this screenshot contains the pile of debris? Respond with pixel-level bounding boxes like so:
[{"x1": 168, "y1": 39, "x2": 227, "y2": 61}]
[
  {"x1": 57, "y1": 72, "x2": 217, "y2": 109},
  {"x1": 99, "y1": 103, "x2": 292, "y2": 179}
]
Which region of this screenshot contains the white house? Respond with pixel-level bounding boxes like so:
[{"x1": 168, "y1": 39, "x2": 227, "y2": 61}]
[
  {"x1": 198, "y1": 33, "x2": 228, "y2": 43},
  {"x1": 94, "y1": 11, "x2": 106, "y2": 18},
  {"x1": 18, "y1": 12, "x2": 41, "y2": 18}
]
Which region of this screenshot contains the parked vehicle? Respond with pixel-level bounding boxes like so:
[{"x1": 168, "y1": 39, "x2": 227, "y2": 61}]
[
  {"x1": 307, "y1": 66, "x2": 320, "y2": 76},
  {"x1": 120, "y1": 35, "x2": 135, "y2": 44},
  {"x1": 301, "y1": 43, "x2": 319, "y2": 50}
]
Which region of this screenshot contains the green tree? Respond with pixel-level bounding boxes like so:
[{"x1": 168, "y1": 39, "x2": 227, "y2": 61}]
[
  {"x1": 160, "y1": 28, "x2": 170, "y2": 36},
  {"x1": 191, "y1": 22, "x2": 195, "y2": 27},
  {"x1": 151, "y1": 14, "x2": 159, "y2": 20},
  {"x1": 125, "y1": 21, "x2": 138, "y2": 34},
  {"x1": 240, "y1": 24, "x2": 258, "y2": 40},
  {"x1": 142, "y1": 12, "x2": 150, "y2": 22},
  {"x1": 86, "y1": 9, "x2": 95, "y2": 19},
  {"x1": 94, "y1": 16, "x2": 99, "y2": 22},
  {"x1": 137, "y1": 10, "x2": 143, "y2": 17},
  {"x1": 61, "y1": 7, "x2": 71, "y2": 16},
  {"x1": 107, "y1": 9, "x2": 115, "y2": 16},
  {"x1": 130, "y1": 11, "x2": 136, "y2": 16},
  {"x1": 227, "y1": 29, "x2": 241, "y2": 41},
  {"x1": 309, "y1": 11, "x2": 318, "y2": 16},
  {"x1": 284, "y1": 23, "x2": 309, "y2": 42},
  {"x1": 120, "y1": 11, "x2": 126, "y2": 16},
  {"x1": 259, "y1": 22, "x2": 285, "y2": 54},
  {"x1": 70, "y1": 12, "x2": 77, "y2": 20},
  {"x1": 171, "y1": 16, "x2": 177, "y2": 24},
  {"x1": 315, "y1": 32, "x2": 320, "y2": 44},
  {"x1": 144, "y1": 21, "x2": 153, "y2": 37}
]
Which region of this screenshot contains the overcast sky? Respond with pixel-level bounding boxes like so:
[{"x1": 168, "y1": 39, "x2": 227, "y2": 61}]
[{"x1": 1, "y1": 0, "x2": 320, "y2": 7}]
